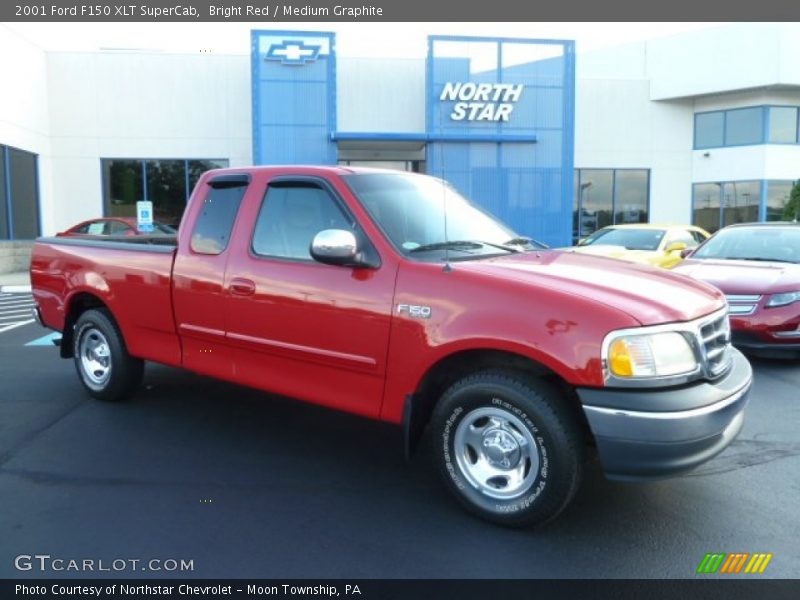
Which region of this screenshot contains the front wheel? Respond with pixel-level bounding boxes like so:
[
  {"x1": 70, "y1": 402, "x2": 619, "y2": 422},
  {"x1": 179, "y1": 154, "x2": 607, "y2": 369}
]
[
  {"x1": 73, "y1": 308, "x2": 144, "y2": 401},
  {"x1": 431, "y1": 371, "x2": 583, "y2": 527}
]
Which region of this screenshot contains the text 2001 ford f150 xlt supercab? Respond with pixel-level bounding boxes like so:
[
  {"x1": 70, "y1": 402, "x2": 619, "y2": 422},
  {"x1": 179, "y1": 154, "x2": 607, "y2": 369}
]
[{"x1": 31, "y1": 166, "x2": 752, "y2": 527}]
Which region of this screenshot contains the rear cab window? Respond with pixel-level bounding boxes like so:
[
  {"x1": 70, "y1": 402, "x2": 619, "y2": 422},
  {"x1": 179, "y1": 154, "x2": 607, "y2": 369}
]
[{"x1": 190, "y1": 174, "x2": 250, "y2": 255}]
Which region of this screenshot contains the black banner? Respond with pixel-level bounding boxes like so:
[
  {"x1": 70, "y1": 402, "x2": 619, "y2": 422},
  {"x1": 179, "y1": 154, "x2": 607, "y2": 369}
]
[{"x1": 3, "y1": 580, "x2": 799, "y2": 600}]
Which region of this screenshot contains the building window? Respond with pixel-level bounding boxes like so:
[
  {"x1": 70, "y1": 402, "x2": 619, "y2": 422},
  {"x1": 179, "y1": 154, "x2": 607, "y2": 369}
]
[
  {"x1": 766, "y1": 180, "x2": 796, "y2": 221},
  {"x1": 725, "y1": 107, "x2": 764, "y2": 146},
  {"x1": 694, "y1": 112, "x2": 725, "y2": 149},
  {"x1": 692, "y1": 180, "x2": 761, "y2": 233},
  {"x1": 573, "y1": 169, "x2": 649, "y2": 240},
  {"x1": 695, "y1": 105, "x2": 800, "y2": 149},
  {"x1": 768, "y1": 107, "x2": 799, "y2": 143},
  {"x1": 102, "y1": 158, "x2": 228, "y2": 228},
  {"x1": 0, "y1": 144, "x2": 40, "y2": 240}
]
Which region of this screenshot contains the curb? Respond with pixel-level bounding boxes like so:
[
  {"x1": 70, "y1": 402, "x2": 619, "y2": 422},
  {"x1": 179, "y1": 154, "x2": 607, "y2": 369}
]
[{"x1": 0, "y1": 285, "x2": 32, "y2": 293}]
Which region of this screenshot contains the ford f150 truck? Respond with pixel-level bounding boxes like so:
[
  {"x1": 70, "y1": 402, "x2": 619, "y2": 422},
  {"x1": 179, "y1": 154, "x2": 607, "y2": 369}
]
[{"x1": 30, "y1": 166, "x2": 752, "y2": 527}]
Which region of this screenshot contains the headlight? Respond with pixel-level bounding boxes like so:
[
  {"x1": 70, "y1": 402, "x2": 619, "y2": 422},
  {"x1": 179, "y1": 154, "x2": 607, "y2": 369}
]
[
  {"x1": 766, "y1": 291, "x2": 800, "y2": 308},
  {"x1": 606, "y1": 331, "x2": 698, "y2": 379}
]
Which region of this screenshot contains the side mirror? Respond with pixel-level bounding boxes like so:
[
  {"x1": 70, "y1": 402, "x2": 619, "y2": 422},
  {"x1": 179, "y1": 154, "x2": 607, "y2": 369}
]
[
  {"x1": 311, "y1": 229, "x2": 377, "y2": 268},
  {"x1": 665, "y1": 241, "x2": 688, "y2": 253},
  {"x1": 680, "y1": 247, "x2": 695, "y2": 259},
  {"x1": 576, "y1": 238, "x2": 588, "y2": 246}
]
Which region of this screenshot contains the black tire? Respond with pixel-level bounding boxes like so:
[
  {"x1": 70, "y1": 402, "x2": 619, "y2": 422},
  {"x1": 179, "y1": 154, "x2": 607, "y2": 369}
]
[
  {"x1": 72, "y1": 308, "x2": 144, "y2": 402},
  {"x1": 430, "y1": 370, "x2": 583, "y2": 527}
]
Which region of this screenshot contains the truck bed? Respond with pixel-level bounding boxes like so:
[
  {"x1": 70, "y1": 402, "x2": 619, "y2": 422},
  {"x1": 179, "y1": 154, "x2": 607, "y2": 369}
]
[{"x1": 31, "y1": 236, "x2": 183, "y2": 367}]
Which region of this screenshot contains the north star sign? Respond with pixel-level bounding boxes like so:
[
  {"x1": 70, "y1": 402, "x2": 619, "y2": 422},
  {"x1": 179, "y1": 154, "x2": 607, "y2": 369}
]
[{"x1": 440, "y1": 82, "x2": 525, "y2": 122}]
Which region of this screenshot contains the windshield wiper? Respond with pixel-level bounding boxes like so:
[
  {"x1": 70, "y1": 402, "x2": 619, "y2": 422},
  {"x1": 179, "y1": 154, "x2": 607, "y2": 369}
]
[
  {"x1": 409, "y1": 241, "x2": 484, "y2": 253},
  {"x1": 722, "y1": 256, "x2": 797, "y2": 264},
  {"x1": 503, "y1": 236, "x2": 532, "y2": 246},
  {"x1": 409, "y1": 240, "x2": 517, "y2": 254}
]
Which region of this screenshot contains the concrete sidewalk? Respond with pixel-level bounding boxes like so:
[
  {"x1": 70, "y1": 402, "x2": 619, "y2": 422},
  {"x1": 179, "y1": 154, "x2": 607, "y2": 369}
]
[{"x1": 0, "y1": 271, "x2": 31, "y2": 293}]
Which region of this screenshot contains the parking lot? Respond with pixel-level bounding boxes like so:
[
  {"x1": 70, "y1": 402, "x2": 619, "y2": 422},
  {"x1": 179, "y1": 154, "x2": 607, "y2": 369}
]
[{"x1": 0, "y1": 316, "x2": 798, "y2": 579}]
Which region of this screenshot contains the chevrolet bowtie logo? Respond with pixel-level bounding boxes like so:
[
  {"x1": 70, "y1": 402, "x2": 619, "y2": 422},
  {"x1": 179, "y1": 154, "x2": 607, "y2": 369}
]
[{"x1": 265, "y1": 40, "x2": 321, "y2": 65}]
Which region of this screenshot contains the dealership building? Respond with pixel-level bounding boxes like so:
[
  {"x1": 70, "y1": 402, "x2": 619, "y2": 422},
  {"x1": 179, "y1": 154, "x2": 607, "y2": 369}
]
[{"x1": 1, "y1": 22, "x2": 799, "y2": 270}]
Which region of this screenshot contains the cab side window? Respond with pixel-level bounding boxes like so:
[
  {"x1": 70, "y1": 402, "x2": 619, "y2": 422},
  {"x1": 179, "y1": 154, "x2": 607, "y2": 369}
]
[
  {"x1": 190, "y1": 179, "x2": 248, "y2": 255},
  {"x1": 252, "y1": 183, "x2": 351, "y2": 261}
]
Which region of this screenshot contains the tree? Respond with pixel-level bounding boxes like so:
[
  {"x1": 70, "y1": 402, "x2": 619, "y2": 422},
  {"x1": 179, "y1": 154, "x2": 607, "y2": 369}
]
[{"x1": 783, "y1": 180, "x2": 800, "y2": 222}]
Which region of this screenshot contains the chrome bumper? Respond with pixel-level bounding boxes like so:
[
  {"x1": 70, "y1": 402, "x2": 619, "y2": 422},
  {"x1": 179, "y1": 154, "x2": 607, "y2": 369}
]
[{"x1": 577, "y1": 348, "x2": 752, "y2": 480}]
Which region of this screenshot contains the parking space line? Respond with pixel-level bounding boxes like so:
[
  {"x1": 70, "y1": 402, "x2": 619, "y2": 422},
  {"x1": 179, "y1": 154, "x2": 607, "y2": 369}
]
[
  {"x1": 0, "y1": 319, "x2": 35, "y2": 334},
  {"x1": 0, "y1": 293, "x2": 36, "y2": 334}
]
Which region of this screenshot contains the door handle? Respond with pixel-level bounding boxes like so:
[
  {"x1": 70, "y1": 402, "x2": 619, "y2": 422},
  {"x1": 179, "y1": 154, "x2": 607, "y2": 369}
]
[{"x1": 229, "y1": 277, "x2": 256, "y2": 296}]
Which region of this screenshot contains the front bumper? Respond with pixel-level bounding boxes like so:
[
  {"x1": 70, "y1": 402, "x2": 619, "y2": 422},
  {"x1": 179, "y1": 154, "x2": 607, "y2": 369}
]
[
  {"x1": 576, "y1": 348, "x2": 752, "y2": 480},
  {"x1": 731, "y1": 330, "x2": 800, "y2": 357},
  {"x1": 729, "y1": 303, "x2": 800, "y2": 356}
]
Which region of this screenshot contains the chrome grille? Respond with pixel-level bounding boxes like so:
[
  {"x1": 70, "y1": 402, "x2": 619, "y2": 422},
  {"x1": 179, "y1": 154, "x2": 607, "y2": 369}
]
[
  {"x1": 697, "y1": 311, "x2": 732, "y2": 378},
  {"x1": 725, "y1": 294, "x2": 761, "y2": 316}
]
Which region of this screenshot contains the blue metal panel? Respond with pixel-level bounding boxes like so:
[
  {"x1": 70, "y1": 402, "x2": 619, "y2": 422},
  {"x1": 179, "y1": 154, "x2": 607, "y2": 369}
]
[
  {"x1": 427, "y1": 36, "x2": 575, "y2": 248},
  {"x1": 251, "y1": 30, "x2": 337, "y2": 165}
]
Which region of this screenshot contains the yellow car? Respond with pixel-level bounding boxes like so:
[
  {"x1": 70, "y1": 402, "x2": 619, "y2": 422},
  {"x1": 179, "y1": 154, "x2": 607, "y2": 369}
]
[{"x1": 571, "y1": 224, "x2": 711, "y2": 269}]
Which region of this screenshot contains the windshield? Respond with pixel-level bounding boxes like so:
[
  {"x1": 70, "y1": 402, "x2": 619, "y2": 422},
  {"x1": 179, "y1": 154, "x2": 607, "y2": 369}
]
[
  {"x1": 693, "y1": 226, "x2": 800, "y2": 263},
  {"x1": 582, "y1": 227, "x2": 666, "y2": 251},
  {"x1": 343, "y1": 172, "x2": 529, "y2": 260}
]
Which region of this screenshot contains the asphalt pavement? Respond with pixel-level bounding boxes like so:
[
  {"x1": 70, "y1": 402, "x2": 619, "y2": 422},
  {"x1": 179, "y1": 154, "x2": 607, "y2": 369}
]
[{"x1": 0, "y1": 317, "x2": 798, "y2": 579}]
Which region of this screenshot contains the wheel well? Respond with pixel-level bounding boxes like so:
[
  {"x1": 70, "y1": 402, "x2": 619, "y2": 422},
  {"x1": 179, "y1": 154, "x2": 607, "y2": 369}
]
[
  {"x1": 404, "y1": 349, "x2": 592, "y2": 457},
  {"x1": 60, "y1": 293, "x2": 108, "y2": 358}
]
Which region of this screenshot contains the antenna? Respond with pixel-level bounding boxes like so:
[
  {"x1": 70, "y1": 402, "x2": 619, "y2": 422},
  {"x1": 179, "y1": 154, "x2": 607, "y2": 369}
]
[{"x1": 438, "y1": 76, "x2": 452, "y2": 273}]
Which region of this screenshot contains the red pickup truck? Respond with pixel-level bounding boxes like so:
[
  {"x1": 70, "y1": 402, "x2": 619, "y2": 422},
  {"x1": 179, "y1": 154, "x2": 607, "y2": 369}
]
[{"x1": 31, "y1": 166, "x2": 752, "y2": 527}]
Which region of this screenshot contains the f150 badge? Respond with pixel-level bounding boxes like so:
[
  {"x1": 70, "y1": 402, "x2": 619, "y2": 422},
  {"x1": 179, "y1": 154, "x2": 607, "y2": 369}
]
[{"x1": 397, "y1": 304, "x2": 432, "y2": 319}]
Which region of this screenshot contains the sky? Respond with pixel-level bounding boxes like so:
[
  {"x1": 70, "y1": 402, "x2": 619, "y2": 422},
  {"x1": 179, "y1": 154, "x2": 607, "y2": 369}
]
[{"x1": 3, "y1": 22, "x2": 724, "y2": 56}]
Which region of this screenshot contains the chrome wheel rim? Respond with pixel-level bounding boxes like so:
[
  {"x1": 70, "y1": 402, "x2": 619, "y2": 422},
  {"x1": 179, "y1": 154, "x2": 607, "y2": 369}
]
[
  {"x1": 453, "y1": 406, "x2": 540, "y2": 500},
  {"x1": 79, "y1": 327, "x2": 112, "y2": 387}
]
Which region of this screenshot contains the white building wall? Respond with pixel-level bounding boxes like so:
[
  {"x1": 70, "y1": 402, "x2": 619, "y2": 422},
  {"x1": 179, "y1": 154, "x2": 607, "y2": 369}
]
[
  {"x1": 691, "y1": 89, "x2": 800, "y2": 184},
  {"x1": 575, "y1": 74, "x2": 695, "y2": 224},
  {"x1": 0, "y1": 24, "x2": 53, "y2": 234},
  {"x1": 647, "y1": 23, "x2": 800, "y2": 100},
  {"x1": 45, "y1": 51, "x2": 251, "y2": 233},
  {"x1": 577, "y1": 24, "x2": 800, "y2": 226},
  {"x1": 693, "y1": 89, "x2": 800, "y2": 113}
]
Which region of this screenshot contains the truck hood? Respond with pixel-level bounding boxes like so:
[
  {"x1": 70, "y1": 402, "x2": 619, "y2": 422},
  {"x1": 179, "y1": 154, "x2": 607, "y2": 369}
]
[
  {"x1": 464, "y1": 250, "x2": 724, "y2": 326},
  {"x1": 673, "y1": 258, "x2": 800, "y2": 295}
]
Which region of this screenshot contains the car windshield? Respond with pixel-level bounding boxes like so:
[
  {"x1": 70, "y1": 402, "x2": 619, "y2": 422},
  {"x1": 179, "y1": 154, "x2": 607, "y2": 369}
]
[
  {"x1": 343, "y1": 172, "x2": 533, "y2": 260},
  {"x1": 582, "y1": 228, "x2": 666, "y2": 251},
  {"x1": 692, "y1": 226, "x2": 800, "y2": 263}
]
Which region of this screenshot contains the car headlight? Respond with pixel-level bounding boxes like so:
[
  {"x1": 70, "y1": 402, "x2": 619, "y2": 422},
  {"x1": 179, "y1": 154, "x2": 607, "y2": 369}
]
[
  {"x1": 766, "y1": 291, "x2": 800, "y2": 308},
  {"x1": 605, "y1": 331, "x2": 698, "y2": 379}
]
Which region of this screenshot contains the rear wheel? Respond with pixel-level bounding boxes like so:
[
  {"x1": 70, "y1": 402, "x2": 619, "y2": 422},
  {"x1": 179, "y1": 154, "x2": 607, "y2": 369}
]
[
  {"x1": 431, "y1": 371, "x2": 583, "y2": 527},
  {"x1": 73, "y1": 309, "x2": 143, "y2": 401}
]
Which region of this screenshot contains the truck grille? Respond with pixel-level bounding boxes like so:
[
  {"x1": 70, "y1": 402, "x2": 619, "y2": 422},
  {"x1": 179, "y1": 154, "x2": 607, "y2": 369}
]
[{"x1": 698, "y1": 311, "x2": 732, "y2": 378}]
